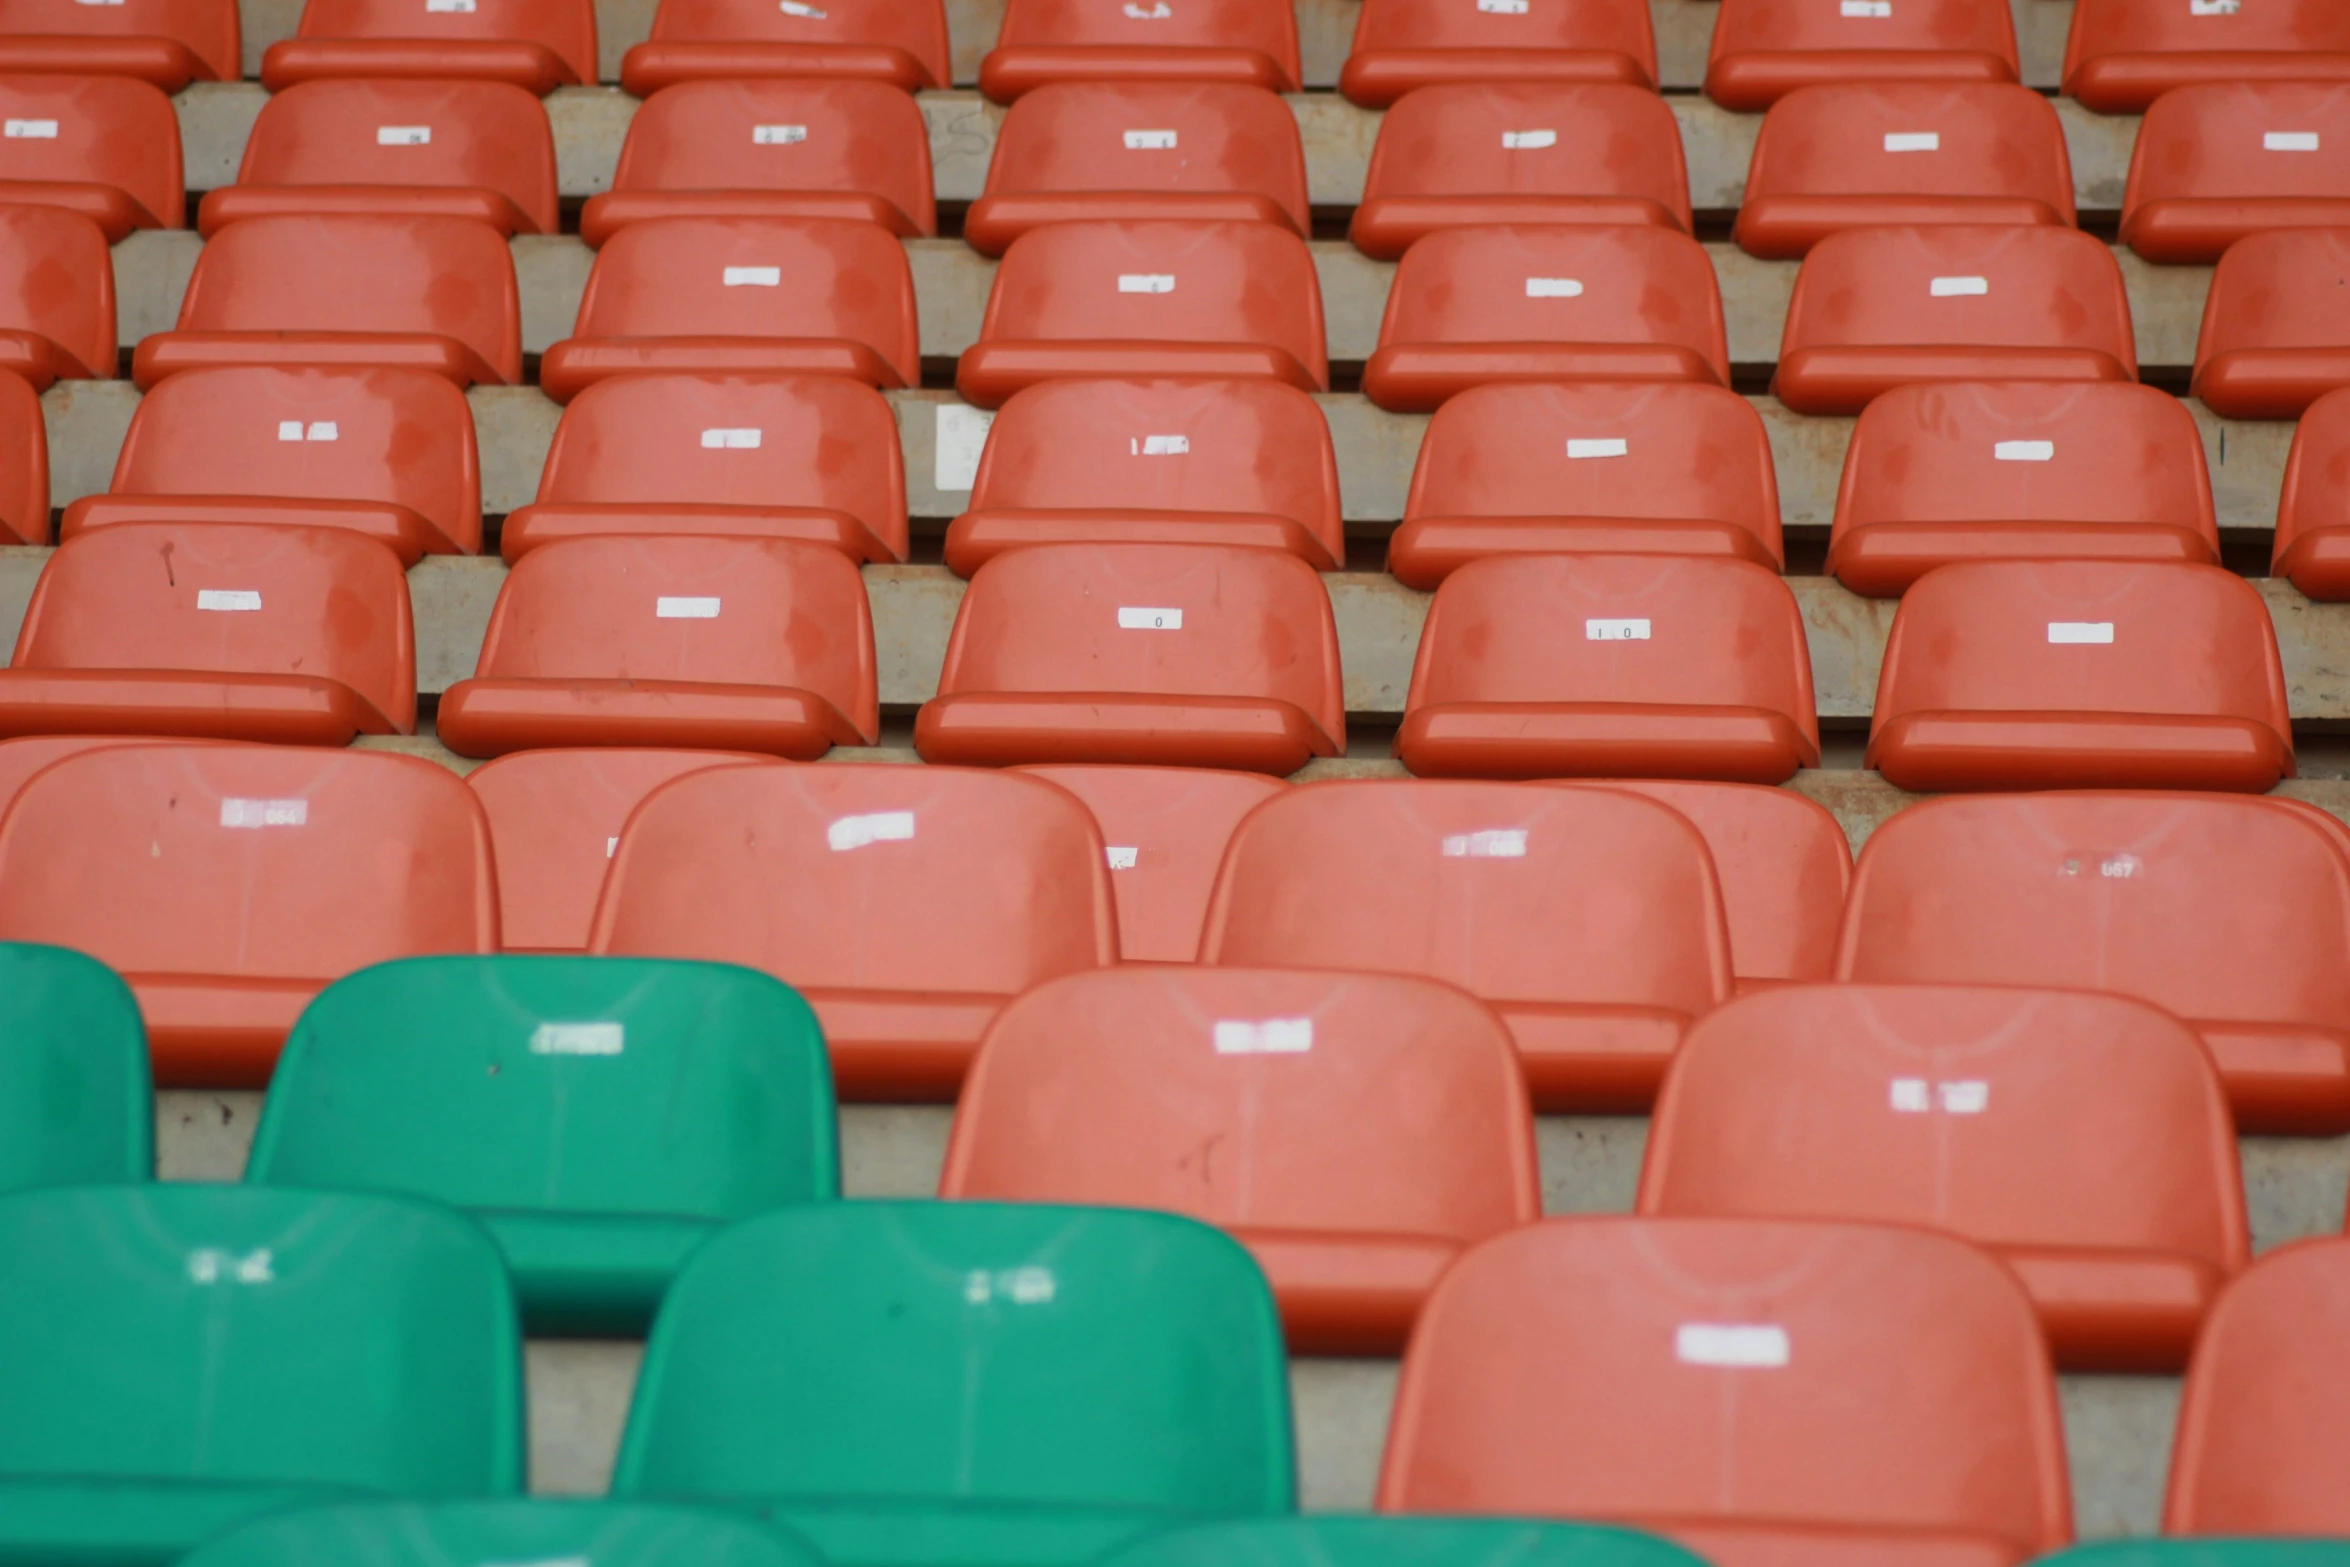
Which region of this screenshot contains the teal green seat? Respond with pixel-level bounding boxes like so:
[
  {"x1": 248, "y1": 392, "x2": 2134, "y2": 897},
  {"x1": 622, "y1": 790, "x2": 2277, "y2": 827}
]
[
  {"x1": 0, "y1": 1184, "x2": 521, "y2": 1567},
  {"x1": 614, "y1": 1201, "x2": 1296, "y2": 1567},
  {"x1": 0, "y1": 941, "x2": 150, "y2": 1187},
  {"x1": 247, "y1": 955, "x2": 838, "y2": 1333},
  {"x1": 1100, "y1": 1518, "x2": 1712, "y2": 1567},
  {"x1": 2028, "y1": 1548, "x2": 2350, "y2": 1565},
  {"x1": 180, "y1": 1500, "x2": 823, "y2": 1567}
]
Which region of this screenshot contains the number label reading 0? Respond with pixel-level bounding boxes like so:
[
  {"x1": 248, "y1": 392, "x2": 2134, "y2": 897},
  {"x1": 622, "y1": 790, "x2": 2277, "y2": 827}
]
[{"x1": 1118, "y1": 607, "x2": 1183, "y2": 630}]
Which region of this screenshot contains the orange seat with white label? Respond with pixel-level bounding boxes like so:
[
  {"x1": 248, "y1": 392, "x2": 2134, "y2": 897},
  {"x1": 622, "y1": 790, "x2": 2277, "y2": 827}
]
[
  {"x1": 0, "y1": 204, "x2": 111, "y2": 389},
  {"x1": 618, "y1": 0, "x2": 949, "y2": 95},
  {"x1": 260, "y1": 0, "x2": 596, "y2": 94},
  {"x1": 1835, "y1": 791, "x2": 2350, "y2": 1135},
  {"x1": 2063, "y1": 0, "x2": 2350, "y2": 116},
  {"x1": 0, "y1": 74, "x2": 181, "y2": 240},
  {"x1": 2122, "y1": 83, "x2": 2350, "y2": 264},
  {"x1": 1363, "y1": 225, "x2": 1728, "y2": 412},
  {"x1": 979, "y1": 0, "x2": 1300, "y2": 102},
  {"x1": 1337, "y1": 0, "x2": 1655, "y2": 109},
  {"x1": 61, "y1": 365, "x2": 481, "y2": 562},
  {"x1": 2192, "y1": 227, "x2": 2350, "y2": 422},
  {"x1": 0, "y1": 368, "x2": 46, "y2": 545},
  {"x1": 1387, "y1": 381, "x2": 1781, "y2": 589},
  {"x1": 1704, "y1": 0, "x2": 2020, "y2": 112},
  {"x1": 2273, "y1": 385, "x2": 2350, "y2": 599},
  {"x1": 1200, "y1": 779, "x2": 1733, "y2": 1111},
  {"x1": 0, "y1": 0, "x2": 238, "y2": 90},
  {"x1": 501, "y1": 374, "x2": 905, "y2": 564},
  {"x1": 436, "y1": 534, "x2": 879, "y2": 760}
]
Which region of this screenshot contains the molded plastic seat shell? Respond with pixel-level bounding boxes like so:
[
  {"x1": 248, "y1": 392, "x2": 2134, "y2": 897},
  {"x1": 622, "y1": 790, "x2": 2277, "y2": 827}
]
[
  {"x1": 2034, "y1": 1550, "x2": 2350, "y2": 1567},
  {"x1": 0, "y1": 74, "x2": 181, "y2": 239},
  {"x1": 1704, "y1": 0, "x2": 2020, "y2": 112},
  {"x1": 2122, "y1": 83, "x2": 2350, "y2": 264},
  {"x1": 132, "y1": 213, "x2": 522, "y2": 390},
  {"x1": 957, "y1": 219, "x2": 1328, "y2": 408},
  {"x1": 1735, "y1": 82, "x2": 2073, "y2": 259},
  {"x1": 916, "y1": 541, "x2": 1346, "y2": 774},
  {"x1": 1398, "y1": 554, "x2": 1821, "y2": 785},
  {"x1": 1102, "y1": 1520, "x2": 1709, "y2": 1567},
  {"x1": 0, "y1": 204, "x2": 112, "y2": 388},
  {"x1": 180, "y1": 1501, "x2": 828, "y2": 1567},
  {"x1": 1200, "y1": 779, "x2": 1734, "y2": 1111},
  {"x1": 502, "y1": 374, "x2": 907, "y2": 564},
  {"x1": 1641, "y1": 983, "x2": 2249, "y2": 1371},
  {"x1": 947, "y1": 378, "x2": 1342, "y2": 574},
  {"x1": 581, "y1": 79, "x2": 934, "y2": 247},
  {"x1": 2062, "y1": 0, "x2": 2350, "y2": 116},
  {"x1": 1388, "y1": 381, "x2": 1781, "y2": 588},
  {"x1": 436, "y1": 535, "x2": 880, "y2": 760},
  {"x1": 0, "y1": 941, "x2": 151, "y2": 1188},
  {"x1": 2192, "y1": 227, "x2": 2350, "y2": 421},
  {"x1": 1828, "y1": 381, "x2": 2220, "y2": 597},
  {"x1": 1867, "y1": 560, "x2": 2292, "y2": 794},
  {"x1": 1377, "y1": 1216, "x2": 2072, "y2": 1567},
  {"x1": 62, "y1": 365, "x2": 482, "y2": 562},
  {"x1": 1834, "y1": 791, "x2": 2350, "y2": 1135},
  {"x1": 1776, "y1": 225, "x2": 2136, "y2": 415},
  {"x1": 2272, "y1": 384, "x2": 2350, "y2": 598},
  {"x1": 1364, "y1": 224, "x2": 1728, "y2": 412},
  {"x1": 539, "y1": 216, "x2": 919, "y2": 403},
  {"x1": 980, "y1": 0, "x2": 1300, "y2": 102},
  {"x1": 0, "y1": 368, "x2": 47, "y2": 544},
  {"x1": 0, "y1": 0, "x2": 238, "y2": 89},
  {"x1": 619, "y1": 0, "x2": 949, "y2": 94},
  {"x1": 0, "y1": 521, "x2": 416, "y2": 746},
  {"x1": 943, "y1": 966, "x2": 1540, "y2": 1353},
  {"x1": 588, "y1": 763, "x2": 1119, "y2": 1099},
  {"x1": 1350, "y1": 83, "x2": 1690, "y2": 260},
  {"x1": 1338, "y1": 0, "x2": 1655, "y2": 108},
  {"x1": 260, "y1": 0, "x2": 596, "y2": 93},
  {"x1": 0, "y1": 745, "x2": 498, "y2": 1084},
  {"x1": 966, "y1": 81, "x2": 1308, "y2": 257}
]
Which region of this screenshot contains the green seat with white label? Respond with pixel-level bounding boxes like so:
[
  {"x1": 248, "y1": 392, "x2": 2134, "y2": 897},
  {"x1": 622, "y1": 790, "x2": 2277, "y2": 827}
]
[
  {"x1": 179, "y1": 1499, "x2": 824, "y2": 1567},
  {"x1": 246, "y1": 954, "x2": 837, "y2": 1333},
  {"x1": 0, "y1": 940, "x2": 152, "y2": 1189}
]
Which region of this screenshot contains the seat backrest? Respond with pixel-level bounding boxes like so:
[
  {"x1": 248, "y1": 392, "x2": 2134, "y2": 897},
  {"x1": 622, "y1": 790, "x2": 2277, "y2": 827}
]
[
  {"x1": 0, "y1": 743, "x2": 499, "y2": 985},
  {"x1": 0, "y1": 941, "x2": 150, "y2": 1187},
  {"x1": 2276, "y1": 384, "x2": 2350, "y2": 562},
  {"x1": 589, "y1": 763, "x2": 1119, "y2": 1000},
  {"x1": 1099, "y1": 1519, "x2": 1710, "y2": 1567},
  {"x1": 2198, "y1": 228, "x2": 2350, "y2": 361},
  {"x1": 1377, "y1": 1216, "x2": 2070, "y2": 1557},
  {"x1": 2064, "y1": 0, "x2": 2350, "y2": 86},
  {"x1": 181, "y1": 1500, "x2": 825, "y2": 1567},
  {"x1": 2126, "y1": 82, "x2": 2350, "y2": 211},
  {"x1": 0, "y1": 1183, "x2": 521, "y2": 1494},
  {"x1": 291, "y1": 0, "x2": 596, "y2": 83},
  {"x1": 0, "y1": 0, "x2": 240, "y2": 79},
  {"x1": 235, "y1": 78, "x2": 558, "y2": 234},
  {"x1": 1745, "y1": 81, "x2": 2071, "y2": 213},
  {"x1": 1363, "y1": 82, "x2": 1689, "y2": 226},
  {"x1": 0, "y1": 73, "x2": 183, "y2": 226},
  {"x1": 640, "y1": 0, "x2": 950, "y2": 87},
  {"x1": 11, "y1": 520, "x2": 416, "y2": 730},
  {"x1": 1710, "y1": 0, "x2": 2018, "y2": 67},
  {"x1": 610, "y1": 78, "x2": 933, "y2": 234},
  {"x1": 0, "y1": 203, "x2": 111, "y2": 376},
  {"x1": 0, "y1": 366, "x2": 45, "y2": 545},
  {"x1": 992, "y1": 0, "x2": 1300, "y2": 85},
  {"x1": 983, "y1": 81, "x2": 1308, "y2": 228},
  {"x1": 1346, "y1": 0, "x2": 1656, "y2": 80},
  {"x1": 1201, "y1": 780, "x2": 1732, "y2": 1016}
]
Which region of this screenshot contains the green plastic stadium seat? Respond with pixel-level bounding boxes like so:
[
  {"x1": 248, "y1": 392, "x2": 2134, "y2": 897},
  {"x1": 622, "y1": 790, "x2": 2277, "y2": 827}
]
[
  {"x1": 0, "y1": 1184, "x2": 522, "y2": 1567},
  {"x1": 1100, "y1": 1517, "x2": 1710, "y2": 1567},
  {"x1": 0, "y1": 941, "x2": 151, "y2": 1188},
  {"x1": 2028, "y1": 1548, "x2": 2350, "y2": 1566},
  {"x1": 246, "y1": 954, "x2": 838, "y2": 1334},
  {"x1": 179, "y1": 1499, "x2": 824, "y2": 1567},
  {"x1": 613, "y1": 1201, "x2": 1295, "y2": 1567}
]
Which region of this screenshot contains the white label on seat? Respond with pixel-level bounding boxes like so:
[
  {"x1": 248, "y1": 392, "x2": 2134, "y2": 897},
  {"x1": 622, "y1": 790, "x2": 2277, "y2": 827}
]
[
  {"x1": 532, "y1": 1022, "x2": 624, "y2": 1056},
  {"x1": 306, "y1": 421, "x2": 338, "y2": 440},
  {"x1": 828, "y1": 810, "x2": 915, "y2": 851},
  {"x1": 2266, "y1": 131, "x2": 2321, "y2": 152},
  {"x1": 277, "y1": 420, "x2": 304, "y2": 440},
  {"x1": 2190, "y1": 0, "x2": 2239, "y2": 14},
  {"x1": 964, "y1": 1266, "x2": 1055, "y2": 1304},
  {"x1": 1930, "y1": 275, "x2": 1989, "y2": 297},
  {"x1": 1526, "y1": 277, "x2": 1583, "y2": 297},
  {"x1": 2048, "y1": 621, "x2": 2114, "y2": 644},
  {"x1": 1676, "y1": 1324, "x2": 1789, "y2": 1367},
  {"x1": 1124, "y1": 129, "x2": 1178, "y2": 149},
  {"x1": 723, "y1": 265, "x2": 781, "y2": 286},
  {"x1": 219, "y1": 798, "x2": 305, "y2": 828},
  {"x1": 1841, "y1": 0, "x2": 1890, "y2": 14},
  {"x1": 70, "y1": 0, "x2": 125, "y2": 6},
  {"x1": 1995, "y1": 440, "x2": 2054, "y2": 461},
  {"x1": 753, "y1": 124, "x2": 807, "y2": 144},
  {"x1": 1587, "y1": 618, "x2": 1650, "y2": 640},
  {"x1": 935, "y1": 403, "x2": 993, "y2": 490},
  {"x1": 1123, "y1": 0, "x2": 1172, "y2": 14},
  {"x1": 701, "y1": 427, "x2": 761, "y2": 449},
  {"x1": 1119, "y1": 273, "x2": 1176, "y2": 293},
  {"x1": 376, "y1": 124, "x2": 430, "y2": 145},
  {"x1": 1891, "y1": 1077, "x2": 1989, "y2": 1113},
  {"x1": 1137, "y1": 433, "x2": 1189, "y2": 455},
  {"x1": 197, "y1": 589, "x2": 262, "y2": 611},
  {"x1": 1477, "y1": 0, "x2": 1529, "y2": 13},
  {"x1": 1441, "y1": 828, "x2": 1527, "y2": 858},
  {"x1": 1105, "y1": 845, "x2": 1139, "y2": 870},
  {"x1": 606, "y1": 836, "x2": 618, "y2": 857},
  {"x1": 1215, "y1": 1017, "x2": 1314, "y2": 1054},
  {"x1": 657, "y1": 596, "x2": 720, "y2": 618},
  {"x1": 779, "y1": 0, "x2": 828, "y2": 14},
  {"x1": 3, "y1": 120, "x2": 57, "y2": 139},
  {"x1": 426, "y1": 0, "x2": 474, "y2": 12},
  {"x1": 1883, "y1": 131, "x2": 1938, "y2": 152},
  {"x1": 1567, "y1": 437, "x2": 1627, "y2": 459},
  {"x1": 188, "y1": 1248, "x2": 275, "y2": 1284},
  {"x1": 1502, "y1": 128, "x2": 1556, "y2": 149},
  {"x1": 1119, "y1": 606, "x2": 1183, "y2": 629}
]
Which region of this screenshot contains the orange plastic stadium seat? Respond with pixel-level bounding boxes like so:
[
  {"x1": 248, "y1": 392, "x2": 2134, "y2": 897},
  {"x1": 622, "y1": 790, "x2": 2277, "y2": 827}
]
[
  {"x1": 0, "y1": 0, "x2": 237, "y2": 89},
  {"x1": 0, "y1": 734, "x2": 211, "y2": 816},
  {"x1": 59, "y1": 365, "x2": 481, "y2": 562},
  {"x1": 0, "y1": 75, "x2": 181, "y2": 239},
  {"x1": 2192, "y1": 228, "x2": 2350, "y2": 421},
  {"x1": 1704, "y1": 0, "x2": 2019, "y2": 112},
  {"x1": 131, "y1": 214, "x2": 521, "y2": 390},
  {"x1": 1362, "y1": 225, "x2": 1728, "y2": 412},
  {"x1": 0, "y1": 521, "x2": 413, "y2": 746},
  {"x1": 501, "y1": 373, "x2": 907, "y2": 564},
  {"x1": 0, "y1": 369, "x2": 46, "y2": 545},
  {"x1": 580, "y1": 79, "x2": 933, "y2": 248},
  {"x1": 956, "y1": 219, "x2": 1327, "y2": 408},
  {"x1": 464, "y1": 747, "x2": 770, "y2": 949},
  {"x1": 1338, "y1": 0, "x2": 1655, "y2": 108},
  {"x1": 2063, "y1": 0, "x2": 2350, "y2": 117},
  {"x1": 1775, "y1": 225, "x2": 2135, "y2": 415},
  {"x1": 916, "y1": 541, "x2": 1344, "y2": 773},
  {"x1": 979, "y1": 0, "x2": 1300, "y2": 102},
  {"x1": 2273, "y1": 385, "x2": 2350, "y2": 599},
  {"x1": 1018, "y1": 764, "x2": 1284, "y2": 961},
  {"x1": 538, "y1": 216, "x2": 918, "y2": 403},
  {"x1": 0, "y1": 743, "x2": 496, "y2": 1085},
  {"x1": 618, "y1": 0, "x2": 949, "y2": 95},
  {"x1": 589, "y1": 762, "x2": 1119, "y2": 1097},
  {"x1": 1349, "y1": 83, "x2": 1686, "y2": 261},
  {"x1": 1397, "y1": 554, "x2": 1820, "y2": 785},
  {"x1": 1641, "y1": 984, "x2": 2248, "y2": 1371},
  {"x1": 1735, "y1": 82, "x2": 2073, "y2": 260},
  {"x1": 964, "y1": 82, "x2": 1308, "y2": 257},
  {"x1": 1199, "y1": 779, "x2": 1733, "y2": 1110},
  {"x1": 436, "y1": 535, "x2": 879, "y2": 759},
  {"x1": 0, "y1": 205, "x2": 110, "y2": 388},
  {"x1": 942, "y1": 965, "x2": 1540, "y2": 1354},
  {"x1": 1867, "y1": 560, "x2": 2291, "y2": 794},
  {"x1": 1377, "y1": 1217, "x2": 2072, "y2": 1567},
  {"x1": 2122, "y1": 84, "x2": 2350, "y2": 264},
  {"x1": 1387, "y1": 381, "x2": 1781, "y2": 589},
  {"x1": 260, "y1": 0, "x2": 596, "y2": 93},
  {"x1": 946, "y1": 378, "x2": 1343, "y2": 575},
  {"x1": 1835, "y1": 791, "x2": 2350, "y2": 1134},
  {"x1": 198, "y1": 79, "x2": 557, "y2": 238},
  {"x1": 1827, "y1": 382, "x2": 2219, "y2": 597}
]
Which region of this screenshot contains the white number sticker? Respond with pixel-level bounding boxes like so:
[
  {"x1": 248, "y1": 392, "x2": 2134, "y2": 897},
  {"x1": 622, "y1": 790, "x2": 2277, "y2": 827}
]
[
  {"x1": 753, "y1": 124, "x2": 807, "y2": 144},
  {"x1": 656, "y1": 597, "x2": 721, "y2": 618},
  {"x1": 1677, "y1": 1324, "x2": 1789, "y2": 1367},
  {"x1": 1502, "y1": 128, "x2": 1556, "y2": 149},
  {"x1": 2265, "y1": 132, "x2": 2320, "y2": 152},
  {"x1": 1930, "y1": 276, "x2": 1989, "y2": 297},
  {"x1": 1118, "y1": 607, "x2": 1183, "y2": 630},
  {"x1": 197, "y1": 589, "x2": 262, "y2": 612},
  {"x1": 1214, "y1": 1017, "x2": 1313, "y2": 1054},
  {"x1": 700, "y1": 428, "x2": 761, "y2": 449},
  {"x1": 723, "y1": 265, "x2": 781, "y2": 286},
  {"x1": 1586, "y1": 618, "x2": 1650, "y2": 640},
  {"x1": 1526, "y1": 277, "x2": 1583, "y2": 298},
  {"x1": 1566, "y1": 437, "x2": 1627, "y2": 459},
  {"x1": 828, "y1": 811, "x2": 915, "y2": 851},
  {"x1": 376, "y1": 125, "x2": 430, "y2": 145},
  {"x1": 1105, "y1": 846, "x2": 1139, "y2": 870},
  {"x1": 1441, "y1": 829, "x2": 1527, "y2": 858},
  {"x1": 1134, "y1": 434, "x2": 1189, "y2": 455},
  {"x1": 1123, "y1": 129, "x2": 1177, "y2": 149},
  {"x1": 2048, "y1": 622, "x2": 2114, "y2": 644},
  {"x1": 1883, "y1": 131, "x2": 1937, "y2": 152},
  {"x1": 219, "y1": 798, "x2": 305, "y2": 827},
  {"x1": 1118, "y1": 273, "x2": 1175, "y2": 293},
  {"x1": 1994, "y1": 440, "x2": 2053, "y2": 462},
  {"x1": 2, "y1": 120, "x2": 57, "y2": 138}
]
